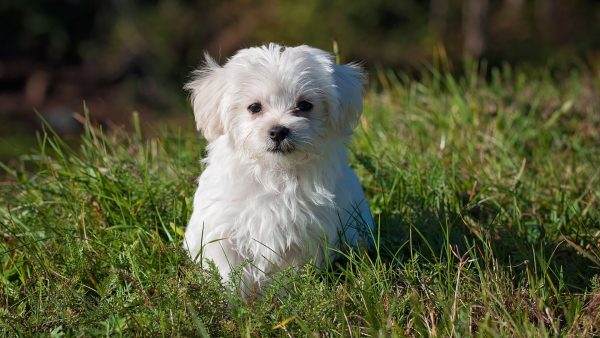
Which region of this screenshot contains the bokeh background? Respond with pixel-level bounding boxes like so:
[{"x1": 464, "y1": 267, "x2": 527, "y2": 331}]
[{"x1": 1, "y1": 0, "x2": 599, "y2": 161}]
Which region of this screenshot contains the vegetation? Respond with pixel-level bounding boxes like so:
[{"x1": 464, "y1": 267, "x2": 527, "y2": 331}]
[
  {"x1": 3, "y1": 1, "x2": 600, "y2": 161},
  {"x1": 1, "y1": 63, "x2": 599, "y2": 336}
]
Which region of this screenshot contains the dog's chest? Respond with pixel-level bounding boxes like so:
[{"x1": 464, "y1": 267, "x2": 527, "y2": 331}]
[{"x1": 198, "y1": 168, "x2": 339, "y2": 248}]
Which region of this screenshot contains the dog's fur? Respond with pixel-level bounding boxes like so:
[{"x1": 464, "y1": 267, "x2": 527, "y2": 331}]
[{"x1": 183, "y1": 44, "x2": 374, "y2": 293}]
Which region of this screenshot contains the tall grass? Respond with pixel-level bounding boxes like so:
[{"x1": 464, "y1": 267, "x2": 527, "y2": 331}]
[{"x1": 1, "y1": 63, "x2": 599, "y2": 336}]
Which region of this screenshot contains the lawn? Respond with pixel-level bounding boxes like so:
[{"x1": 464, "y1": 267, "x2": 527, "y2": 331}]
[{"x1": 1, "y1": 63, "x2": 599, "y2": 336}]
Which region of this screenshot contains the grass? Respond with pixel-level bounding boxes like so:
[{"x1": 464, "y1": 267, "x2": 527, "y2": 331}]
[{"x1": 1, "y1": 62, "x2": 599, "y2": 336}]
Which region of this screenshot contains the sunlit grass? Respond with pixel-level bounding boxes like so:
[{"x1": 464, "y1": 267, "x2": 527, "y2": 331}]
[{"x1": 1, "y1": 63, "x2": 599, "y2": 336}]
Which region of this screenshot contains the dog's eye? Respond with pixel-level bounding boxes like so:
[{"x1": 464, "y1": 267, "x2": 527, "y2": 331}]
[
  {"x1": 296, "y1": 100, "x2": 313, "y2": 112},
  {"x1": 248, "y1": 102, "x2": 262, "y2": 114}
]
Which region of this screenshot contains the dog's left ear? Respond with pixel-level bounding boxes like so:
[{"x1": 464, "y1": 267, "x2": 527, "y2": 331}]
[
  {"x1": 185, "y1": 54, "x2": 230, "y2": 142},
  {"x1": 330, "y1": 63, "x2": 365, "y2": 133}
]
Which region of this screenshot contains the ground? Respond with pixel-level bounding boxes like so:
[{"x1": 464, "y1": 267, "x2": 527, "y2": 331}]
[{"x1": 1, "y1": 63, "x2": 599, "y2": 336}]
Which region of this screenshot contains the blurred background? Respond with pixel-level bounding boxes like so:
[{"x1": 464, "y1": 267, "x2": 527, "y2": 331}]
[{"x1": 1, "y1": 0, "x2": 599, "y2": 161}]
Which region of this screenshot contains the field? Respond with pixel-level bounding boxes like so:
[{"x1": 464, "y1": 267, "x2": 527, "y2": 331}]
[{"x1": 1, "y1": 63, "x2": 599, "y2": 336}]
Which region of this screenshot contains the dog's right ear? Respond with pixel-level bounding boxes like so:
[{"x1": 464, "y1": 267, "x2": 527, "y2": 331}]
[{"x1": 184, "y1": 54, "x2": 229, "y2": 142}]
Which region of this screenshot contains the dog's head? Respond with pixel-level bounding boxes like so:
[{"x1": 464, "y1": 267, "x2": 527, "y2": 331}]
[{"x1": 185, "y1": 44, "x2": 364, "y2": 165}]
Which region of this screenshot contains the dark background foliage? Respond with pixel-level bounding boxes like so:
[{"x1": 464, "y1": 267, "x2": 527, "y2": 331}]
[{"x1": 1, "y1": 0, "x2": 599, "y2": 160}]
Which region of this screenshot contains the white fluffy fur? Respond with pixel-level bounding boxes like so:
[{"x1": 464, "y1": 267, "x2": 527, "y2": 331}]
[{"x1": 183, "y1": 44, "x2": 374, "y2": 293}]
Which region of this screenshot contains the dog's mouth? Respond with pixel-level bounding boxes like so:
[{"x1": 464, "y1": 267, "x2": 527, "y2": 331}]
[{"x1": 267, "y1": 142, "x2": 295, "y2": 154}]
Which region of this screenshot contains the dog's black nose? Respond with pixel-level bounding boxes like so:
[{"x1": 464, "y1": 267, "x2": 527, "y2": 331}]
[{"x1": 268, "y1": 125, "x2": 289, "y2": 143}]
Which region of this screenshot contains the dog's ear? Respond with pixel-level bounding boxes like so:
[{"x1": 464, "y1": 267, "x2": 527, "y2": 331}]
[
  {"x1": 329, "y1": 63, "x2": 365, "y2": 133},
  {"x1": 185, "y1": 54, "x2": 229, "y2": 142}
]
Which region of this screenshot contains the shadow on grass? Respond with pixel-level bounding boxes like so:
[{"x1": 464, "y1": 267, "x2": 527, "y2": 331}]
[{"x1": 360, "y1": 202, "x2": 599, "y2": 293}]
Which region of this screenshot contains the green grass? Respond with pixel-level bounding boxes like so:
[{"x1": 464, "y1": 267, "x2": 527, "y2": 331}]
[{"x1": 1, "y1": 63, "x2": 599, "y2": 336}]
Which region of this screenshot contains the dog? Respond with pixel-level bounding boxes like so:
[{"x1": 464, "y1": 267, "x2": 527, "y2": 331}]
[{"x1": 183, "y1": 44, "x2": 374, "y2": 294}]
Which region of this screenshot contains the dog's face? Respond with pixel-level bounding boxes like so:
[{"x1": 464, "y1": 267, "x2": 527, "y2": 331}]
[{"x1": 186, "y1": 44, "x2": 364, "y2": 166}]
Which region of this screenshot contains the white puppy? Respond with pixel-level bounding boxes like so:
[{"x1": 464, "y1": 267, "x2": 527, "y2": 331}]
[{"x1": 183, "y1": 44, "x2": 374, "y2": 293}]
